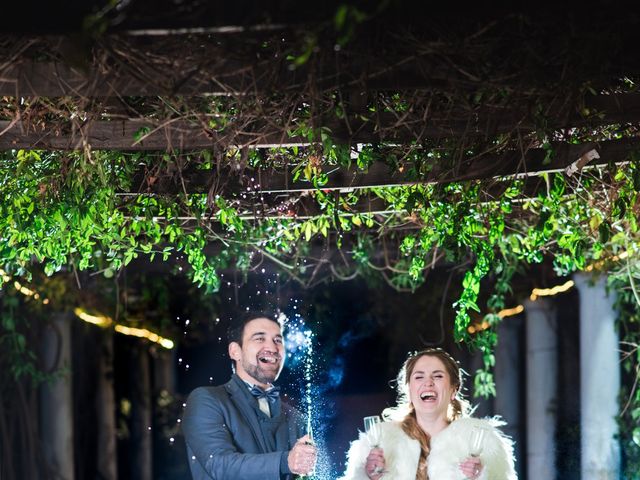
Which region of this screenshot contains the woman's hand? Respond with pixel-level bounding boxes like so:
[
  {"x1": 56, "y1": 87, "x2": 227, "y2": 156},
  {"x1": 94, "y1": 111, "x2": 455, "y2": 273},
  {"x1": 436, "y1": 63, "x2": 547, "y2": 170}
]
[
  {"x1": 365, "y1": 447, "x2": 386, "y2": 479},
  {"x1": 459, "y1": 456, "x2": 483, "y2": 479}
]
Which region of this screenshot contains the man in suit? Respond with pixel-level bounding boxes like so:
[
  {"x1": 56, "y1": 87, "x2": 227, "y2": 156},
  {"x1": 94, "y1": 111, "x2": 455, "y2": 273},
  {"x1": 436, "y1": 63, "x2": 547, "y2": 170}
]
[{"x1": 182, "y1": 311, "x2": 317, "y2": 479}]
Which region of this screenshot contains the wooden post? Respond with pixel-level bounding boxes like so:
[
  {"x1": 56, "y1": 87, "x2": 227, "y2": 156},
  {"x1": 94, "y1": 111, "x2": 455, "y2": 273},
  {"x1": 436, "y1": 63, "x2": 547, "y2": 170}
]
[
  {"x1": 96, "y1": 329, "x2": 117, "y2": 480},
  {"x1": 39, "y1": 313, "x2": 75, "y2": 480}
]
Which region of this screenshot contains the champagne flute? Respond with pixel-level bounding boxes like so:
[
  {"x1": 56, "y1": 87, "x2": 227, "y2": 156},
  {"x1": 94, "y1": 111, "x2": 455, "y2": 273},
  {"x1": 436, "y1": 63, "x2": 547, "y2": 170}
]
[
  {"x1": 364, "y1": 415, "x2": 384, "y2": 476},
  {"x1": 469, "y1": 426, "x2": 485, "y2": 458},
  {"x1": 466, "y1": 426, "x2": 485, "y2": 479},
  {"x1": 363, "y1": 415, "x2": 382, "y2": 448}
]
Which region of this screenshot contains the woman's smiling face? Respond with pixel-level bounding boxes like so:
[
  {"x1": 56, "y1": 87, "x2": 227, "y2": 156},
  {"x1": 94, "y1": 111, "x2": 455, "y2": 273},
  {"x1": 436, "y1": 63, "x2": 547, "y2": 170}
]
[{"x1": 408, "y1": 354, "x2": 456, "y2": 419}]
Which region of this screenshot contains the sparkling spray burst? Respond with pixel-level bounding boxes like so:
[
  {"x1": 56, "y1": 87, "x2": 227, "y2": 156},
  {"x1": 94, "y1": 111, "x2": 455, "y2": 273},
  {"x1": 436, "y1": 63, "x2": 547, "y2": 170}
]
[{"x1": 283, "y1": 312, "x2": 336, "y2": 479}]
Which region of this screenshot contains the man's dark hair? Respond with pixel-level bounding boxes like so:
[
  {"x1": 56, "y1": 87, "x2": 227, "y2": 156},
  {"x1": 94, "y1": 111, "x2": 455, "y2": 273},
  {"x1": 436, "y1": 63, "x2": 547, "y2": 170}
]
[{"x1": 226, "y1": 310, "x2": 282, "y2": 347}]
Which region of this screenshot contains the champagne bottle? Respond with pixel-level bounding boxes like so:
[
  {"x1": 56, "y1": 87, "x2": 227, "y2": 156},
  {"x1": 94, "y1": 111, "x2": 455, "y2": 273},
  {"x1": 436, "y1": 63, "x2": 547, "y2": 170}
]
[{"x1": 299, "y1": 423, "x2": 315, "y2": 479}]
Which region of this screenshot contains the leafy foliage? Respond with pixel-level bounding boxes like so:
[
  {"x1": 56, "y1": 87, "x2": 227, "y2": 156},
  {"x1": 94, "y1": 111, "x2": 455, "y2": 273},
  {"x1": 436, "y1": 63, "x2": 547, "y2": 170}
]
[{"x1": 2, "y1": 146, "x2": 640, "y2": 389}]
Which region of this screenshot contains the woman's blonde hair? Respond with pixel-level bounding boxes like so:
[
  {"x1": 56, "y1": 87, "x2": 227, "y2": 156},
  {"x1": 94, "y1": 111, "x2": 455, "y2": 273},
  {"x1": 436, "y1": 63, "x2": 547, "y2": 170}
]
[{"x1": 382, "y1": 349, "x2": 470, "y2": 480}]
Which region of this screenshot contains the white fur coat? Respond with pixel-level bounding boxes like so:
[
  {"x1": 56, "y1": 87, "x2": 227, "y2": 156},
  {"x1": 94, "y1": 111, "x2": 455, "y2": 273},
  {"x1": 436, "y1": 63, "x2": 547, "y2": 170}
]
[{"x1": 338, "y1": 417, "x2": 517, "y2": 480}]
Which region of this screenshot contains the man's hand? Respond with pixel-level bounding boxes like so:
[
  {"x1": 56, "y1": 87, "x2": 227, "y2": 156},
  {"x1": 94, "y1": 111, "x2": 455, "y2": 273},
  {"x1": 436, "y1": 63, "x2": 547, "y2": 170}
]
[{"x1": 288, "y1": 434, "x2": 317, "y2": 475}]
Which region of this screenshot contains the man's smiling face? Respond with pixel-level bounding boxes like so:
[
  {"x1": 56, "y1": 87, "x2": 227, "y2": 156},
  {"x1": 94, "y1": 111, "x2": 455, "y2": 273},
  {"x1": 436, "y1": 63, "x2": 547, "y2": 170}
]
[{"x1": 229, "y1": 317, "x2": 284, "y2": 388}]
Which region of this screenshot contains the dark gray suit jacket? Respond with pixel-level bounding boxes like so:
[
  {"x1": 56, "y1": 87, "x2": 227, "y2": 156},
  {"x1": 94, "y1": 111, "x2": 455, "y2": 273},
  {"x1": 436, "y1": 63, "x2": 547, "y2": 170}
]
[{"x1": 182, "y1": 375, "x2": 306, "y2": 480}]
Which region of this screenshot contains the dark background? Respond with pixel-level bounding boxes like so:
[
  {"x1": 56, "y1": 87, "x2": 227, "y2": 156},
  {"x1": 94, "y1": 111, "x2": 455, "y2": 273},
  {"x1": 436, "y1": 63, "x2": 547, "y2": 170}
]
[
  {"x1": 61, "y1": 252, "x2": 585, "y2": 479},
  {"x1": 126, "y1": 265, "x2": 509, "y2": 478}
]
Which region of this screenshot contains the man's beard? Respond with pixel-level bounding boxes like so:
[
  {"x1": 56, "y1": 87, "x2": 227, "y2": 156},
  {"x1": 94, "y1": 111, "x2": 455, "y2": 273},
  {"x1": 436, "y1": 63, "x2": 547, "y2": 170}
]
[{"x1": 242, "y1": 359, "x2": 280, "y2": 385}]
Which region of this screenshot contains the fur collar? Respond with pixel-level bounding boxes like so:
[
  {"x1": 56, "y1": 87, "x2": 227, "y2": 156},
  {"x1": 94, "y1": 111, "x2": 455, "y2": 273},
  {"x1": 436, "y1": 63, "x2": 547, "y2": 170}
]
[{"x1": 339, "y1": 417, "x2": 517, "y2": 480}]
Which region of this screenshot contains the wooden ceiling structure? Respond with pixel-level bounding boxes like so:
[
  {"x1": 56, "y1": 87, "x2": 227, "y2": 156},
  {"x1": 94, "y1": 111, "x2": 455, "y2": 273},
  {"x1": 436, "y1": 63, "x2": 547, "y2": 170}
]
[
  {"x1": 2, "y1": 2, "x2": 640, "y2": 200},
  {"x1": 0, "y1": 1, "x2": 639, "y2": 293}
]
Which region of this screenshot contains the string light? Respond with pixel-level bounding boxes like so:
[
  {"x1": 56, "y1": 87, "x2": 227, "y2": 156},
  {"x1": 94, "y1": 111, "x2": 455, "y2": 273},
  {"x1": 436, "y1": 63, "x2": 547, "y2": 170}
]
[
  {"x1": 471, "y1": 249, "x2": 636, "y2": 332},
  {"x1": 498, "y1": 304, "x2": 524, "y2": 318},
  {"x1": 0, "y1": 270, "x2": 175, "y2": 349},
  {"x1": 584, "y1": 249, "x2": 630, "y2": 272},
  {"x1": 0, "y1": 268, "x2": 50, "y2": 304},
  {"x1": 529, "y1": 280, "x2": 575, "y2": 301},
  {"x1": 114, "y1": 325, "x2": 175, "y2": 350},
  {"x1": 2, "y1": 247, "x2": 636, "y2": 347},
  {"x1": 73, "y1": 307, "x2": 113, "y2": 327},
  {"x1": 73, "y1": 307, "x2": 175, "y2": 349},
  {"x1": 467, "y1": 321, "x2": 491, "y2": 334}
]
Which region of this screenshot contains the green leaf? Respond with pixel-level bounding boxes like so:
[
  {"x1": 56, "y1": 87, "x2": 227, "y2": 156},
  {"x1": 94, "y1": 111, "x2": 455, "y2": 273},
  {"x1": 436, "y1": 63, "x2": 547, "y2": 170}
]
[
  {"x1": 599, "y1": 221, "x2": 610, "y2": 244},
  {"x1": 304, "y1": 222, "x2": 313, "y2": 241},
  {"x1": 334, "y1": 5, "x2": 348, "y2": 30},
  {"x1": 133, "y1": 126, "x2": 151, "y2": 142}
]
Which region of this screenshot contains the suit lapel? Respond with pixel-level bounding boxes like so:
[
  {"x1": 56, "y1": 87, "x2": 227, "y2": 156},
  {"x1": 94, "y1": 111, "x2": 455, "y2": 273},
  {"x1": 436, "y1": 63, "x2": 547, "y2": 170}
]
[{"x1": 225, "y1": 378, "x2": 270, "y2": 453}]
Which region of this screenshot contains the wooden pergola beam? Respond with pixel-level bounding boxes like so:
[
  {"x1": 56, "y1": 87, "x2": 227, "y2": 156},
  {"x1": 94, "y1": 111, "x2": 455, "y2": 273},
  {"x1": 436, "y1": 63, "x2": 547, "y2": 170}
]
[
  {"x1": 3, "y1": 48, "x2": 640, "y2": 100},
  {"x1": 1, "y1": 93, "x2": 639, "y2": 150},
  {"x1": 0, "y1": 59, "x2": 274, "y2": 97},
  {"x1": 120, "y1": 138, "x2": 640, "y2": 196},
  {"x1": 0, "y1": 57, "x2": 455, "y2": 97}
]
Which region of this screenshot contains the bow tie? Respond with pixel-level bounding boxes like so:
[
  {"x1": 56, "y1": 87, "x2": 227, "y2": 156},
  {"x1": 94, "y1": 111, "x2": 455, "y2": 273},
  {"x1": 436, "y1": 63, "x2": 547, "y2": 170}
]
[{"x1": 249, "y1": 385, "x2": 280, "y2": 404}]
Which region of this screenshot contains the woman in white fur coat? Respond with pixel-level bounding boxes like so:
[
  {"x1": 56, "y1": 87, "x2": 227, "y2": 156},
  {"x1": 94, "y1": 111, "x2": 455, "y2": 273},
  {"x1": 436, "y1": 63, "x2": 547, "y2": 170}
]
[{"x1": 339, "y1": 349, "x2": 517, "y2": 480}]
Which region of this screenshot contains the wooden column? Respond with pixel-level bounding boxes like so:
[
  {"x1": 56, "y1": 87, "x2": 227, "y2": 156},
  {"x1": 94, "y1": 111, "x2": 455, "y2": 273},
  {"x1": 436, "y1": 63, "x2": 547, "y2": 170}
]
[
  {"x1": 495, "y1": 315, "x2": 524, "y2": 479},
  {"x1": 573, "y1": 274, "x2": 621, "y2": 480},
  {"x1": 525, "y1": 298, "x2": 557, "y2": 480},
  {"x1": 96, "y1": 329, "x2": 117, "y2": 480},
  {"x1": 39, "y1": 313, "x2": 75, "y2": 480},
  {"x1": 130, "y1": 345, "x2": 152, "y2": 480}
]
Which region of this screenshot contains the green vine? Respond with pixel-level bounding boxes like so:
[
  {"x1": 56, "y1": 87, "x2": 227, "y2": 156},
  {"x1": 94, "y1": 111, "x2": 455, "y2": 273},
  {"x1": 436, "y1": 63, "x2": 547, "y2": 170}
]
[{"x1": 2, "y1": 138, "x2": 640, "y2": 403}]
